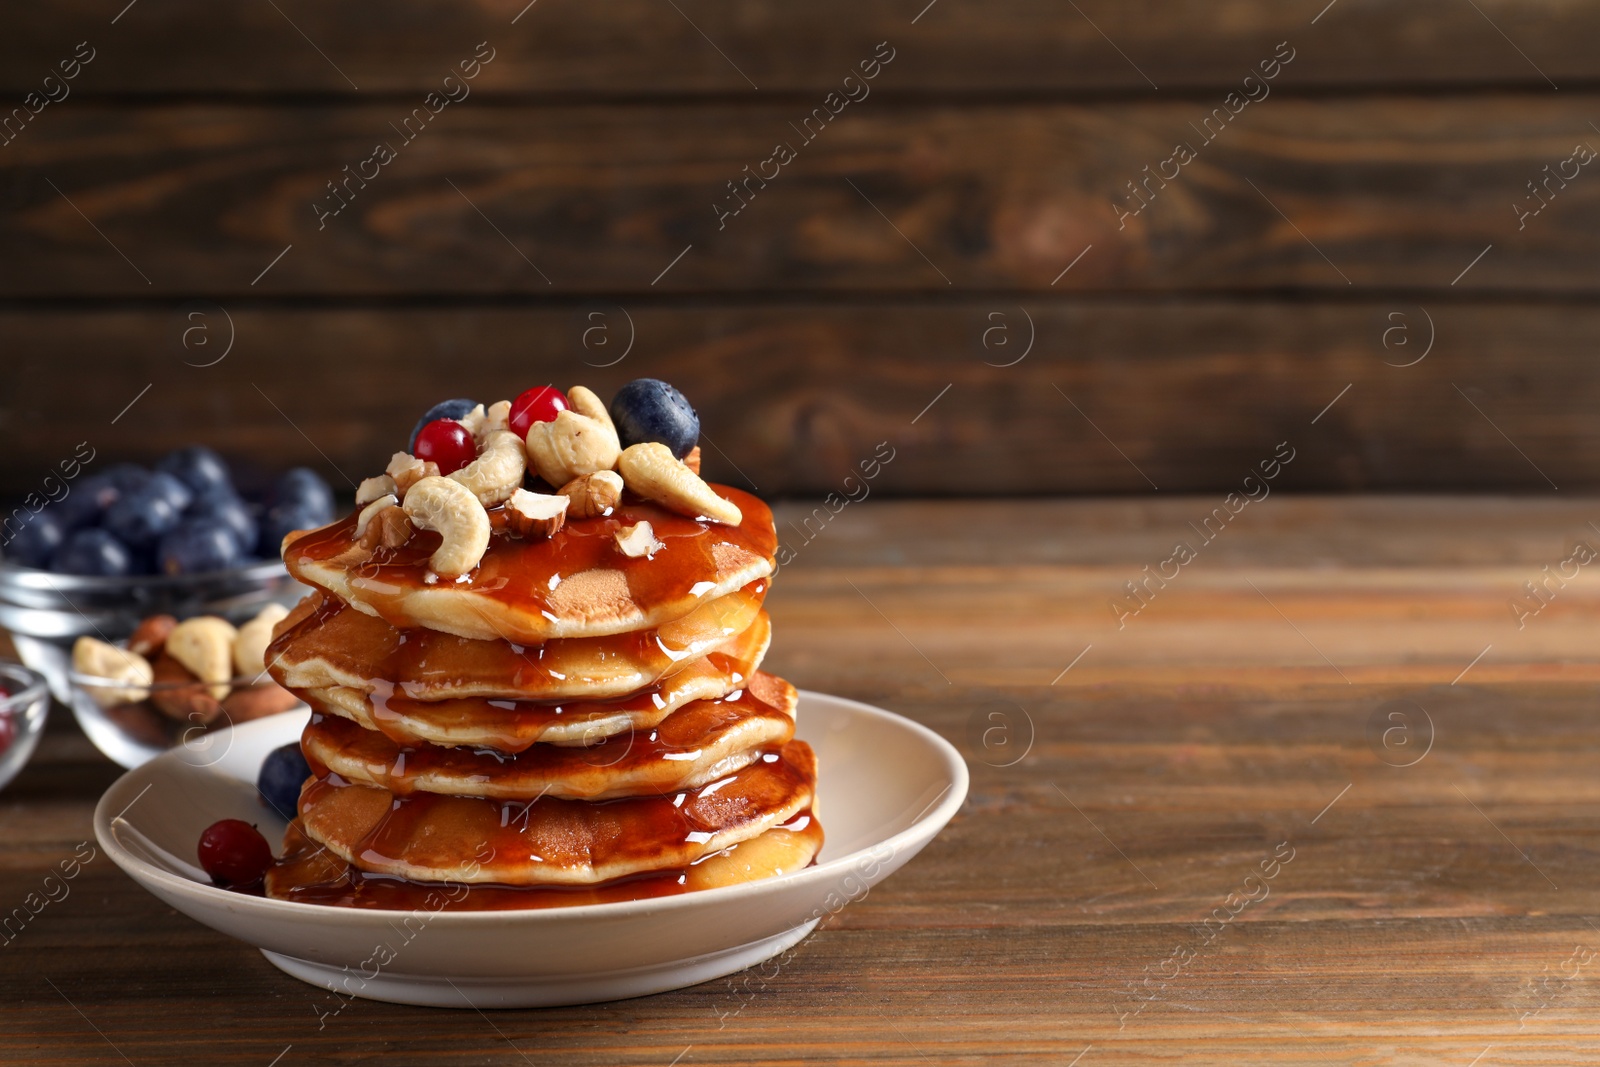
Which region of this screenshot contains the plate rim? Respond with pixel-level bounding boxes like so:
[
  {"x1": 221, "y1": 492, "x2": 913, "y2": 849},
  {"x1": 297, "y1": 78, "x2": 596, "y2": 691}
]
[{"x1": 93, "y1": 688, "x2": 969, "y2": 923}]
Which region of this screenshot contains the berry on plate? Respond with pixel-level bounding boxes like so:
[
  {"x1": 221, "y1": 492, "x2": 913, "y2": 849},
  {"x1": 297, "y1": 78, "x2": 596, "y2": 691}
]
[
  {"x1": 508, "y1": 386, "x2": 568, "y2": 439},
  {"x1": 258, "y1": 743, "x2": 312, "y2": 821},
  {"x1": 610, "y1": 378, "x2": 700, "y2": 459},
  {"x1": 196, "y1": 819, "x2": 273, "y2": 887},
  {"x1": 413, "y1": 418, "x2": 477, "y2": 475}
]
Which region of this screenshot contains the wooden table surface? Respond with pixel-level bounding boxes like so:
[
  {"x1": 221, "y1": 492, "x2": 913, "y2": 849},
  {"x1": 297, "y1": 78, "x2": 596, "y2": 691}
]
[{"x1": 6, "y1": 495, "x2": 1600, "y2": 1065}]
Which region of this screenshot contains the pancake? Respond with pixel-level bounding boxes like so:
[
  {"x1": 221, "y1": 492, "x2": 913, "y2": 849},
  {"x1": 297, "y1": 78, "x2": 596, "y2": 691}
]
[
  {"x1": 297, "y1": 615, "x2": 772, "y2": 751},
  {"x1": 284, "y1": 487, "x2": 776, "y2": 643},
  {"x1": 295, "y1": 740, "x2": 816, "y2": 886},
  {"x1": 265, "y1": 810, "x2": 822, "y2": 909},
  {"x1": 302, "y1": 675, "x2": 797, "y2": 800},
  {"x1": 267, "y1": 585, "x2": 767, "y2": 702}
]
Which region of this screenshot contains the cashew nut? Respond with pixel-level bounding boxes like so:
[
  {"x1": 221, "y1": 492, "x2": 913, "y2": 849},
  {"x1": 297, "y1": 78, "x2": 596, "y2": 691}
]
[
  {"x1": 403, "y1": 475, "x2": 491, "y2": 578},
  {"x1": 450, "y1": 429, "x2": 526, "y2": 507},
  {"x1": 558, "y1": 469, "x2": 623, "y2": 519},
  {"x1": 233, "y1": 603, "x2": 290, "y2": 679},
  {"x1": 617, "y1": 442, "x2": 742, "y2": 526},
  {"x1": 166, "y1": 616, "x2": 238, "y2": 699},
  {"x1": 566, "y1": 385, "x2": 615, "y2": 431},
  {"x1": 355, "y1": 474, "x2": 397, "y2": 507},
  {"x1": 71, "y1": 636, "x2": 153, "y2": 707},
  {"x1": 525, "y1": 408, "x2": 620, "y2": 488},
  {"x1": 387, "y1": 452, "x2": 440, "y2": 499}
]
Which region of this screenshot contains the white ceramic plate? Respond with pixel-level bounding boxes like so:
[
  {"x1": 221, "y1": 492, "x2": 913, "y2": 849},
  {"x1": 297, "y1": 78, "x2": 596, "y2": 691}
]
[{"x1": 93, "y1": 691, "x2": 968, "y2": 1008}]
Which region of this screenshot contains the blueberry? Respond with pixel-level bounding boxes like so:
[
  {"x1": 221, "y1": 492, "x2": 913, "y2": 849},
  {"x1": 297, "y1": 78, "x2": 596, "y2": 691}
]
[
  {"x1": 188, "y1": 493, "x2": 258, "y2": 555},
  {"x1": 100, "y1": 463, "x2": 151, "y2": 494},
  {"x1": 271, "y1": 468, "x2": 334, "y2": 525},
  {"x1": 103, "y1": 482, "x2": 183, "y2": 550},
  {"x1": 260, "y1": 502, "x2": 327, "y2": 557},
  {"x1": 258, "y1": 742, "x2": 311, "y2": 820},
  {"x1": 408, "y1": 398, "x2": 479, "y2": 454},
  {"x1": 609, "y1": 378, "x2": 700, "y2": 459},
  {"x1": 53, "y1": 472, "x2": 126, "y2": 531},
  {"x1": 143, "y1": 471, "x2": 194, "y2": 514},
  {"x1": 3, "y1": 509, "x2": 64, "y2": 569},
  {"x1": 157, "y1": 446, "x2": 234, "y2": 498},
  {"x1": 52, "y1": 528, "x2": 134, "y2": 577},
  {"x1": 157, "y1": 516, "x2": 244, "y2": 575}
]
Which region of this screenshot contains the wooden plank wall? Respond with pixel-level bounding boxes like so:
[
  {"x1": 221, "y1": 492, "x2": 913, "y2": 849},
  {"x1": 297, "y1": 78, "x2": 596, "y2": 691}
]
[{"x1": 2, "y1": 1, "x2": 1597, "y2": 497}]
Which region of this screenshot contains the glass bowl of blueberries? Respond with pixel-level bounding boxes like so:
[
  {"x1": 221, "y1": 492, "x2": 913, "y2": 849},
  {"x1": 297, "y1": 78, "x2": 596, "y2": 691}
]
[{"x1": 0, "y1": 446, "x2": 333, "y2": 768}]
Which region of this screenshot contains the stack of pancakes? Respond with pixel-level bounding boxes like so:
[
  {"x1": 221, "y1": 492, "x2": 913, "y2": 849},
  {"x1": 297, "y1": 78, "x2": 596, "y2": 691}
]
[{"x1": 262, "y1": 485, "x2": 821, "y2": 909}]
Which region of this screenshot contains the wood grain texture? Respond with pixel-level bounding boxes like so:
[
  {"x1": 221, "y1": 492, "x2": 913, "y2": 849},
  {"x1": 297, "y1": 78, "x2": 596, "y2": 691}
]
[
  {"x1": 2, "y1": 0, "x2": 1597, "y2": 96},
  {"x1": 4, "y1": 97, "x2": 1598, "y2": 297},
  {"x1": 4, "y1": 496, "x2": 1600, "y2": 1064},
  {"x1": 3, "y1": 300, "x2": 1596, "y2": 498}
]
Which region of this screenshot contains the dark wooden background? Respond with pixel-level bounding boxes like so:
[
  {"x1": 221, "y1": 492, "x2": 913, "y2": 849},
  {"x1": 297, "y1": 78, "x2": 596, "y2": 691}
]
[{"x1": 4, "y1": 0, "x2": 1598, "y2": 498}]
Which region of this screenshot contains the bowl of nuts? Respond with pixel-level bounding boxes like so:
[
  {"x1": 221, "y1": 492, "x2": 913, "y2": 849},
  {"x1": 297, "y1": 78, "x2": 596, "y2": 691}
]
[{"x1": 66, "y1": 606, "x2": 304, "y2": 769}]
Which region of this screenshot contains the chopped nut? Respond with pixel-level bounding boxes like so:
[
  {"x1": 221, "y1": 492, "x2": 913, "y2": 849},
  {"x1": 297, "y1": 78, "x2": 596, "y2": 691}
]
[
  {"x1": 483, "y1": 399, "x2": 512, "y2": 434},
  {"x1": 506, "y1": 488, "x2": 569, "y2": 539},
  {"x1": 362, "y1": 502, "x2": 414, "y2": 549},
  {"x1": 614, "y1": 520, "x2": 663, "y2": 559},
  {"x1": 617, "y1": 442, "x2": 742, "y2": 526},
  {"x1": 558, "y1": 470, "x2": 623, "y2": 519},
  {"x1": 356, "y1": 474, "x2": 397, "y2": 507},
  {"x1": 71, "y1": 636, "x2": 153, "y2": 708},
  {"x1": 457, "y1": 403, "x2": 488, "y2": 437},
  {"x1": 524, "y1": 409, "x2": 621, "y2": 488},
  {"x1": 403, "y1": 475, "x2": 491, "y2": 578},
  {"x1": 166, "y1": 616, "x2": 238, "y2": 699},
  {"x1": 683, "y1": 446, "x2": 702, "y2": 475},
  {"x1": 450, "y1": 429, "x2": 526, "y2": 507},
  {"x1": 127, "y1": 614, "x2": 177, "y2": 658},
  {"x1": 233, "y1": 603, "x2": 291, "y2": 679},
  {"x1": 387, "y1": 452, "x2": 441, "y2": 499},
  {"x1": 355, "y1": 494, "x2": 399, "y2": 538}
]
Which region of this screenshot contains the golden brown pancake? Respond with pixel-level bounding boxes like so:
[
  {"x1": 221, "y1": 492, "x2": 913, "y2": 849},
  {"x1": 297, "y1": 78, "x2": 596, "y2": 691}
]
[
  {"x1": 284, "y1": 488, "x2": 776, "y2": 643},
  {"x1": 296, "y1": 615, "x2": 772, "y2": 751},
  {"x1": 295, "y1": 741, "x2": 815, "y2": 886},
  {"x1": 302, "y1": 676, "x2": 797, "y2": 800},
  {"x1": 265, "y1": 810, "x2": 823, "y2": 909},
  {"x1": 266, "y1": 585, "x2": 766, "y2": 701}
]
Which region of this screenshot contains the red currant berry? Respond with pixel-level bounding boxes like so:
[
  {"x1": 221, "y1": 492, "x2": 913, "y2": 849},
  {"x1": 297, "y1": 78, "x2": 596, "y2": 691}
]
[
  {"x1": 508, "y1": 386, "x2": 568, "y2": 439},
  {"x1": 413, "y1": 418, "x2": 477, "y2": 475},
  {"x1": 197, "y1": 819, "x2": 273, "y2": 887}
]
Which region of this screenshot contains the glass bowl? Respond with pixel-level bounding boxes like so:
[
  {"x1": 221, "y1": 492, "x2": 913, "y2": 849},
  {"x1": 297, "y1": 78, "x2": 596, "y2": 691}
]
[
  {"x1": 0, "y1": 557, "x2": 307, "y2": 768},
  {"x1": 0, "y1": 662, "x2": 52, "y2": 793},
  {"x1": 67, "y1": 663, "x2": 305, "y2": 770},
  {"x1": 0, "y1": 557, "x2": 299, "y2": 696}
]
